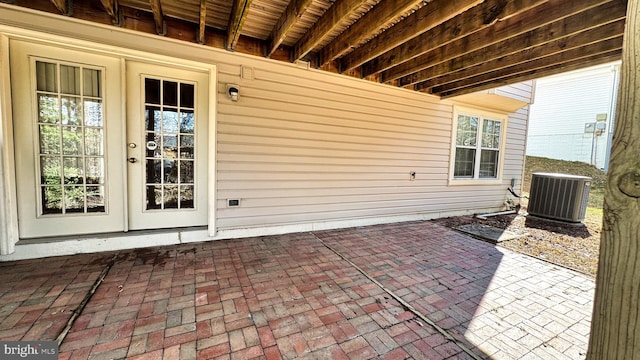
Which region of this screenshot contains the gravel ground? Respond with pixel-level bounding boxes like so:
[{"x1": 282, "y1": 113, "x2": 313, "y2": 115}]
[{"x1": 432, "y1": 203, "x2": 602, "y2": 276}]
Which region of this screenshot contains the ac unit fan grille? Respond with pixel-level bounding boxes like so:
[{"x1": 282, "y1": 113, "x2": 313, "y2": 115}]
[{"x1": 528, "y1": 173, "x2": 591, "y2": 222}]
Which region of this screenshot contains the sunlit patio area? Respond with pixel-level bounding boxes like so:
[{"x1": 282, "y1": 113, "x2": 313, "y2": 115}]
[{"x1": 0, "y1": 221, "x2": 594, "y2": 359}]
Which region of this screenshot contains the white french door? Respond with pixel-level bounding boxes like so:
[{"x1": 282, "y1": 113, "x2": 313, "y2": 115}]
[
  {"x1": 11, "y1": 42, "x2": 210, "y2": 238},
  {"x1": 125, "y1": 61, "x2": 209, "y2": 230},
  {"x1": 11, "y1": 41, "x2": 125, "y2": 238}
]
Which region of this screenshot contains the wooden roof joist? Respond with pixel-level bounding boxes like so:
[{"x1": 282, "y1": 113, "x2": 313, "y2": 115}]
[
  {"x1": 435, "y1": 39, "x2": 623, "y2": 97},
  {"x1": 5, "y1": 0, "x2": 628, "y2": 97},
  {"x1": 414, "y1": 19, "x2": 626, "y2": 92},
  {"x1": 380, "y1": 0, "x2": 624, "y2": 84}
]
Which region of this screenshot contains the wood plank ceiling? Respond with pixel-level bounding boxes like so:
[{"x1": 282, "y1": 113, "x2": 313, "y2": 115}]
[{"x1": 5, "y1": 0, "x2": 626, "y2": 98}]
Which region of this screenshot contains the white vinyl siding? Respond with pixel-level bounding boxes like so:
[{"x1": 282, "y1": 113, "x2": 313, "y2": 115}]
[
  {"x1": 0, "y1": 7, "x2": 533, "y2": 239},
  {"x1": 215, "y1": 54, "x2": 531, "y2": 230},
  {"x1": 526, "y1": 63, "x2": 618, "y2": 169}
]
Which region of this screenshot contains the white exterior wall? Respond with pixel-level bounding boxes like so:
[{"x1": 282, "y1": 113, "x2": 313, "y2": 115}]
[
  {"x1": 215, "y1": 63, "x2": 531, "y2": 230},
  {"x1": 0, "y1": 5, "x2": 532, "y2": 259},
  {"x1": 527, "y1": 62, "x2": 619, "y2": 169}
]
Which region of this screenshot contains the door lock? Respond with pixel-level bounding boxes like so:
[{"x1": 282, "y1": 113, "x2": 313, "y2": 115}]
[
  {"x1": 128, "y1": 157, "x2": 138, "y2": 163},
  {"x1": 128, "y1": 143, "x2": 137, "y2": 148}
]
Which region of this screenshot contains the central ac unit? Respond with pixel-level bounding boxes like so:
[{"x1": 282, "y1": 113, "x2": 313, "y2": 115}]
[{"x1": 528, "y1": 172, "x2": 591, "y2": 223}]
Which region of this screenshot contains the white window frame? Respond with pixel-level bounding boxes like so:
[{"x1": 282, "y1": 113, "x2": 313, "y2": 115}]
[{"x1": 448, "y1": 105, "x2": 507, "y2": 185}]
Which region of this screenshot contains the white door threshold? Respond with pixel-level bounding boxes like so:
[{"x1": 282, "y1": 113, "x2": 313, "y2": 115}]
[{"x1": 0, "y1": 227, "x2": 214, "y2": 261}]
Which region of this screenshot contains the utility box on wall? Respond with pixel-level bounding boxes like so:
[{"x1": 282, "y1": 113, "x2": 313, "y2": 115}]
[{"x1": 528, "y1": 173, "x2": 591, "y2": 223}]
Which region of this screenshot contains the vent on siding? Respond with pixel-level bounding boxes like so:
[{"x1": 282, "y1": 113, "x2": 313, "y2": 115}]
[{"x1": 528, "y1": 173, "x2": 591, "y2": 223}]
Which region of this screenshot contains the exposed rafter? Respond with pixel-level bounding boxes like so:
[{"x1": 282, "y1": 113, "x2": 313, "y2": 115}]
[
  {"x1": 49, "y1": 0, "x2": 71, "y2": 15},
  {"x1": 227, "y1": 0, "x2": 253, "y2": 51},
  {"x1": 9, "y1": 0, "x2": 627, "y2": 98},
  {"x1": 198, "y1": 0, "x2": 207, "y2": 44},
  {"x1": 437, "y1": 47, "x2": 622, "y2": 98},
  {"x1": 292, "y1": 0, "x2": 370, "y2": 62},
  {"x1": 99, "y1": 0, "x2": 120, "y2": 25},
  {"x1": 373, "y1": 0, "x2": 548, "y2": 81},
  {"x1": 149, "y1": 0, "x2": 166, "y2": 35},
  {"x1": 339, "y1": 0, "x2": 483, "y2": 73},
  {"x1": 376, "y1": 0, "x2": 620, "y2": 82},
  {"x1": 267, "y1": 0, "x2": 314, "y2": 57},
  {"x1": 318, "y1": 0, "x2": 424, "y2": 67},
  {"x1": 412, "y1": 16, "x2": 626, "y2": 91}
]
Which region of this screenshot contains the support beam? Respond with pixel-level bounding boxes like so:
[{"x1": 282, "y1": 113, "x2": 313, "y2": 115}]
[
  {"x1": 433, "y1": 39, "x2": 622, "y2": 97},
  {"x1": 318, "y1": 0, "x2": 424, "y2": 66},
  {"x1": 381, "y1": 0, "x2": 614, "y2": 82},
  {"x1": 227, "y1": 0, "x2": 253, "y2": 51},
  {"x1": 339, "y1": 0, "x2": 482, "y2": 73},
  {"x1": 198, "y1": 0, "x2": 207, "y2": 44},
  {"x1": 438, "y1": 51, "x2": 621, "y2": 98},
  {"x1": 587, "y1": 0, "x2": 640, "y2": 358},
  {"x1": 292, "y1": 0, "x2": 370, "y2": 62},
  {"x1": 49, "y1": 0, "x2": 70, "y2": 15},
  {"x1": 267, "y1": 0, "x2": 313, "y2": 57},
  {"x1": 367, "y1": 0, "x2": 545, "y2": 79},
  {"x1": 149, "y1": 0, "x2": 165, "y2": 35},
  {"x1": 99, "y1": 0, "x2": 120, "y2": 25},
  {"x1": 411, "y1": 11, "x2": 626, "y2": 90}
]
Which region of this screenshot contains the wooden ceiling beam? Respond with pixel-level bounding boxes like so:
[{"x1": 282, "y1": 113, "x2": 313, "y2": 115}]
[
  {"x1": 339, "y1": 0, "x2": 482, "y2": 73},
  {"x1": 409, "y1": 3, "x2": 626, "y2": 89},
  {"x1": 373, "y1": 0, "x2": 547, "y2": 81},
  {"x1": 198, "y1": 0, "x2": 206, "y2": 44},
  {"x1": 433, "y1": 37, "x2": 623, "y2": 97},
  {"x1": 416, "y1": 20, "x2": 625, "y2": 92},
  {"x1": 439, "y1": 51, "x2": 622, "y2": 98},
  {"x1": 318, "y1": 0, "x2": 424, "y2": 67},
  {"x1": 99, "y1": 0, "x2": 120, "y2": 25},
  {"x1": 49, "y1": 0, "x2": 71, "y2": 15},
  {"x1": 227, "y1": 0, "x2": 253, "y2": 51},
  {"x1": 267, "y1": 0, "x2": 313, "y2": 57},
  {"x1": 149, "y1": 0, "x2": 165, "y2": 35},
  {"x1": 292, "y1": 0, "x2": 370, "y2": 62},
  {"x1": 381, "y1": 0, "x2": 618, "y2": 83}
]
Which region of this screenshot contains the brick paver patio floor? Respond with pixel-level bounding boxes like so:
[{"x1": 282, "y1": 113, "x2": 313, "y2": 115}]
[{"x1": 0, "y1": 221, "x2": 594, "y2": 359}]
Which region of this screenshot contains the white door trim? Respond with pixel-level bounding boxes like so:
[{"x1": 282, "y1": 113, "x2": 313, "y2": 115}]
[
  {"x1": 0, "y1": 34, "x2": 18, "y2": 254},
  {"x1": 0, "y1": 29, "x2": 217, "y2": 246}
]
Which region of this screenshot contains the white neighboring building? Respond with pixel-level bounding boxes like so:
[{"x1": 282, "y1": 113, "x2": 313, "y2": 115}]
[{"x1": 526, "y1": 62, "x2": 620, "y2": 170}]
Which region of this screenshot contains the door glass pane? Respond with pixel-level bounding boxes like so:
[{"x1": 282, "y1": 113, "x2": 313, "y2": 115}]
[
  {"x1": 143, "y1": 77, "x2": 197, "y2": 210},
  {"x1": 163, "y1": 81, "x2": 178, "y2": 106},
  {"x1": 84, "y1": 100, "x2": 103, "y2": 126},
  {"x1": 86, "y1": 186, "x2": 105, "y2": 212},
  {"x1": 145, "y1": 106, "x2": 161, "y2": 132},
  {"x1": 60, "y1": 65, "x2": 80, "y2": 95},
  {"x1": 85, "y1": 128, "x2": 103, "y2": 156},
  {"x1": 180, "y1": 111, "x2": 194, "y2": 133},
  {"x1": 83, "y1": 68, "x2": 101, "y2": 97},
  {"x1": 63, "y1": 157, "x2": 84, "y2": 184},
  {"x1": 62, "y1": 126, "x2": 82, "y2": 155},
  {"x1": 36, "y1": 61, "x2": 57, "y2": 92},
  {"x1": 42, "y1": 186, "x2": 63, "y2": 214},
  {"x1": 180, "y1": 83, "x2": 194, "y2": 108},
  {"x1": 39, "y1": 125, "x2": 61, "y2": 154},
  {"x1": 61, "y1": 96, "x2": 82, "y2": 125},
  {"x1": 39, "y1": 95, "x2": 60, "y2": 123},
  {"x1": 34, "y1": 60, "x2": 106, "y2": 215},
  {"x1": 145, "y1": 78, "x2": 160, "y2": 104},
  {"x1": 64, "y1": 186, "x2": 85, "y2": 213}
]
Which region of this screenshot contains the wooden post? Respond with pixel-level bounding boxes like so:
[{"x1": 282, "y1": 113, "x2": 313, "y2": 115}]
[{"x1": 587, "y1": 0, "x2": 640, "y2": 358}]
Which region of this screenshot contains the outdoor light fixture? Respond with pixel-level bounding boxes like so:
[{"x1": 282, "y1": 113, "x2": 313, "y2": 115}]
[{"x1": 226, "y1": 84, "x2": 240, "y2": 101}]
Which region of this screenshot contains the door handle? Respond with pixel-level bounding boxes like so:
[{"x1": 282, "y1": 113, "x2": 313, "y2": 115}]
[{"x1": 128, "y1": 157, "x2": 138, "y2": 163}]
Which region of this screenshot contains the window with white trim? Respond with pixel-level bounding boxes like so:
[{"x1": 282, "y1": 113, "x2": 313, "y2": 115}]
[{"x1": 451, "y1": 107, "x2": 506, "y2": 181}]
